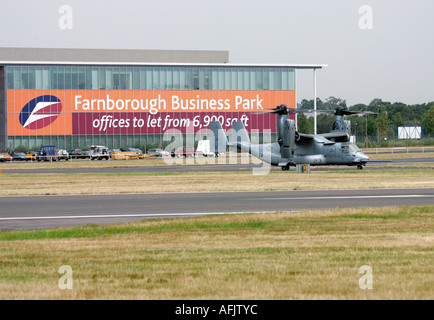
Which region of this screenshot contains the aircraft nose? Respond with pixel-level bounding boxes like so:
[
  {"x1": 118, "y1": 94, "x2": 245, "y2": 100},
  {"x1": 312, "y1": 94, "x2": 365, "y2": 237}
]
[{"x1": 358, "y1": 152, "x2": 369, "y2": 162}]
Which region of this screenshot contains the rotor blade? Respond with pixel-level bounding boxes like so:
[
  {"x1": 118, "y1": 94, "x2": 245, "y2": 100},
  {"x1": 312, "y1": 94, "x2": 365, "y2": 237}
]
[
  {"x1": 343, "y1": 110, "x2": 378, "y2": 115},
  {"x1": 250, "y1": 106, "x2": 282, "y2": 115},
  {"x1": 253, "y1": 107, "x2": 334, "y2": 115},
  {"x1": 289, "y1": 109, "x2": 334, "y2": 114},
  {"x1": 256, "y1": 105, "x2": 379, "y2": 116}
]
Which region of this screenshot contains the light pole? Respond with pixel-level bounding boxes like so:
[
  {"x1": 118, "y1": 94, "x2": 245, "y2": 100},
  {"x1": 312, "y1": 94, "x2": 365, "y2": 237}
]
[{"x1": 313, "y1": 69, "x2": 317, "y2": 135}]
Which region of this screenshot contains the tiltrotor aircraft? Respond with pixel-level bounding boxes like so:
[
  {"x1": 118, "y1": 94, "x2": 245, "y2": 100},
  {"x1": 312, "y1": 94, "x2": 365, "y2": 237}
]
[{"x1": 210, "y1": 104, "x2": 376, "y2": 170}]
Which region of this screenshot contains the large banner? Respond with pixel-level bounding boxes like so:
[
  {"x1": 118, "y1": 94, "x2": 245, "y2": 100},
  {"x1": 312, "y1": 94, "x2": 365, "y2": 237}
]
[{"x1": 7, "y1": 90, "x2": 295, "y2": 136}]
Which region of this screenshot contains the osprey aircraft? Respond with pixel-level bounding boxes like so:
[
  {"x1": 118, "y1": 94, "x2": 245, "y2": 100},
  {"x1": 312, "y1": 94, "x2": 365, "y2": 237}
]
[{"x1": 210, "y1": 104, "x2": 376, "y2": 170}]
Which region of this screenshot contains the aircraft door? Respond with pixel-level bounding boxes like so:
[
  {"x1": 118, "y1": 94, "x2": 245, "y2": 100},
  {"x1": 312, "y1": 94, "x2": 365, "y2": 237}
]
[{"x1": 328, "y1": 145, "x2": 336, "y2": 162}]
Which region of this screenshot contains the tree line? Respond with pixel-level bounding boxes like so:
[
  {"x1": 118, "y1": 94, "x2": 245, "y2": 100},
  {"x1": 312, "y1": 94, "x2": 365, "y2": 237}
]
[{"x1": 296, "y1": 97, "x2": 434, "y2": 141}]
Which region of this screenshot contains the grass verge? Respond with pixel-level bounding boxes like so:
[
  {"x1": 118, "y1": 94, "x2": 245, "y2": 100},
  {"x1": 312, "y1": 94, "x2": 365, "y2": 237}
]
[
  {"x1": 0, "y1": 206, "x2": 432, "y2": 299},
  {"x1": 1, "y1": 169, "x2": 434, "y2": 196}
]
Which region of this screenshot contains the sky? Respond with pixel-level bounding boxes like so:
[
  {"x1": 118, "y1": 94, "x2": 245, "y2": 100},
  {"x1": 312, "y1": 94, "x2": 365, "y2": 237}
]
[{"x1": 1, "y1": 0, "x2": 433, "y2": 106}]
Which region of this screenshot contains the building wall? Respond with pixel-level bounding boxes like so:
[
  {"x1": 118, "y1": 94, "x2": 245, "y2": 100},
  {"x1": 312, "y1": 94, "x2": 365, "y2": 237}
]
[
  {"x1": 0, "y1": 67, "x2": 6, "y2": 150},
  {"x1": 3, "y1": 65, "x2": 295, "y2": 151}
]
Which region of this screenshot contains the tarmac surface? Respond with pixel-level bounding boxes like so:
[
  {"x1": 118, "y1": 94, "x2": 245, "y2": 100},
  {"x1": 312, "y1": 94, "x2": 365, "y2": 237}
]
[
  {"x1": 1, "y1": 155, "x2": 433, "y2": 230},
  {"x1": 1, "y1": 156, "x2": 433, "y2": 174},
  {"x1": 1, "y1": 188, "x2": 433, "y2": 230}
]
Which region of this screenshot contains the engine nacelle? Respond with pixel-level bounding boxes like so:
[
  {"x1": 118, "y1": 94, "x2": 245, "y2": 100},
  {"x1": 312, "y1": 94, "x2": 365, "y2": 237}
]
[{"x1": 281, "y1": 119, "x2": 295, "y2": 159}]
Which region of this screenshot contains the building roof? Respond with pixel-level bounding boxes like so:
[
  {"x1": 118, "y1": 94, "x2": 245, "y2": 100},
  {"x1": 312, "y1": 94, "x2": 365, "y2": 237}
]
[
  {"x1": 0, "y1": 47, "x2": 229, "y2": 64},
  {"x1": 0, "y1": 47, "x2": 326, "y2": 69}
]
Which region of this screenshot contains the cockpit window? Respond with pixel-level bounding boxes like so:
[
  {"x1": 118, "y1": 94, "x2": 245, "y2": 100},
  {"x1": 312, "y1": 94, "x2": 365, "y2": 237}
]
[{"x1": 349, "y1": 144, "x2": 360, "y2": 153}]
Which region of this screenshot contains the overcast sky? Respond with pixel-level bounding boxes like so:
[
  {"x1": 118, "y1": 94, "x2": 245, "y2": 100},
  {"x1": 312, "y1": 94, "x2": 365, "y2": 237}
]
[{"x1": 1, "y1": 0, "x2": 433, "y2": 106}]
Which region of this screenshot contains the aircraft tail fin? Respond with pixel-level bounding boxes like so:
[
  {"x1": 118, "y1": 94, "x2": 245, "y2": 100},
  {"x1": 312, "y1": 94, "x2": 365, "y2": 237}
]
[
  {"x1": 209, "y1": 121, "x2": 227, "y2": 154},
  {"x1": 231, "y1": 121, "x2": 250, "y2": 145}
]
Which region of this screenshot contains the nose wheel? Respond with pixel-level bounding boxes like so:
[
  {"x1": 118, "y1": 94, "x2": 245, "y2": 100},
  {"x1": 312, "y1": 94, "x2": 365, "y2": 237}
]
[{"x1": 357, "y1": 164, "x2": 363, "y2": 170}]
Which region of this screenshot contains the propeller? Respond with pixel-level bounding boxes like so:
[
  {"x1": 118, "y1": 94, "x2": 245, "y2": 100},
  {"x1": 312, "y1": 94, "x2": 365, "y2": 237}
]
[
  {"x1": 257, "y1": 104, "x2": 293, "y2": 115},
  {"x1": 257, "y1": 105, "x2": 377, "y2": 116}
]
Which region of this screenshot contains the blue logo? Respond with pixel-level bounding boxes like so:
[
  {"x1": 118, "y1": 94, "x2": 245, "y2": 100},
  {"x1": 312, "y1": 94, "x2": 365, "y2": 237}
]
[{"x1": 19, "y1": 95, "x2": 62, "y2": 129}]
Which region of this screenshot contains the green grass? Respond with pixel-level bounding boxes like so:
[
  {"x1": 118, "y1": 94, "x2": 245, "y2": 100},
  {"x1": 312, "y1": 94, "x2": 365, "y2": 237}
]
[
  {"x1": 340, "y1": 206, "x2": 431, "y2": 219},
  {"x1": 0, "y1": 220, "x2": 269, "y2": 241}
]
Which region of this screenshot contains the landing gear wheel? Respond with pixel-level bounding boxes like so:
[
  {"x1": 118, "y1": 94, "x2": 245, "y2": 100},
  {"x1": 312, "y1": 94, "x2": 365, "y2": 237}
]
[
  {"x1": 357, "y1": 164, "x2": 363, "y2": 170},
  {"x1": 281, "y1": 165, "x2": 290, "y2": 171}
]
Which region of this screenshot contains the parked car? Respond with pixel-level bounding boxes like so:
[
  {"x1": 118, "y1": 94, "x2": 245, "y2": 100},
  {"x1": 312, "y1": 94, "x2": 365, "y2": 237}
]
[
  {"x1": 25, "y1": 151, "x2": 37, "y2": 161},
  {"x1": 37, "y1": 145, "x2": 69, "y2": 161},
  {"x1": 120, "y1": 147, "x2": 144, "y2": 159},
  {"x1": 88, "y1": 145, "x2": 110, "y2": 160},
  {"x1": 172, "y1": 146, "x2": 196, "y2": 158},
  {"x1": 0, "y1": 153, "x2": 12, "y2": 162},
  {"x1": 146, "y1": 148, "x2": 170, "y2": 157},
  {"x1": 68, "y1": 149, "x2": 89, "y2": 159},
  {"x1": 57, "y1": 149, "x2": 69, "y2": 161},
  {"x1": 11, "y1": 152, "x2": 27, "y2": 161}
]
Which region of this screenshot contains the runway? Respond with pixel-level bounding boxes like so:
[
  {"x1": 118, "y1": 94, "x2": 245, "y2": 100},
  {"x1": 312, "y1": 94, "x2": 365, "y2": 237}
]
[
  {"x1": 1, "y1": 188, "x2": 433, "y2": 230},
  {"x1": 1, "y1": 154, "x2": 433, "y2": 175}
]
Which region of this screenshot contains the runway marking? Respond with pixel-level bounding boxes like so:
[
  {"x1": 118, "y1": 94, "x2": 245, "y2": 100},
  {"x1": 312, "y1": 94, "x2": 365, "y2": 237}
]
[
  {"x1": 253, "y1": 195, "x2": 434, "y2": 200},
  {"x1": 0, "y1": 211, "x2": 275, "y2": 221}
]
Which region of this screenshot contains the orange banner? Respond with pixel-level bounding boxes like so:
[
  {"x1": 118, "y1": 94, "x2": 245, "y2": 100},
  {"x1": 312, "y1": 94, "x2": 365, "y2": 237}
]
[{"x1": 7, "y1": 90, "x2": 295, "y2": 136}]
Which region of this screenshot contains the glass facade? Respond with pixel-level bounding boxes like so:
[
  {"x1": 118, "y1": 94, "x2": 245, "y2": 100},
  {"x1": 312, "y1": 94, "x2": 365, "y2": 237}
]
[
  {"x1": 6, "y1": 65, "x2": 295, "y2": 91},
  {"x1": 5, "y1": 65, "x2": 295, "y2": 151}
]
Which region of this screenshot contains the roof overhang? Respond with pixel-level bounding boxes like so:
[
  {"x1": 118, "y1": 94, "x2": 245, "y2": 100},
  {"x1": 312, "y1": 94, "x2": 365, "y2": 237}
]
[{"x1": 0, "y1": 61, "x2": 327, "y2": 68}]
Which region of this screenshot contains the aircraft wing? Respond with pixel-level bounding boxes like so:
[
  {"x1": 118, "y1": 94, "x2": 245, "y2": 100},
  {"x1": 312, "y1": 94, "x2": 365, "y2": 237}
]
[
  {"x1": 296, "y1": 132, "x2": 336, "y2": 145},
  {"x1": 297, "y1": 133, "x2": 315, "y2": 142},
  {"x1": 319, "y1": 132, "x2": 349, "y2": 140}
]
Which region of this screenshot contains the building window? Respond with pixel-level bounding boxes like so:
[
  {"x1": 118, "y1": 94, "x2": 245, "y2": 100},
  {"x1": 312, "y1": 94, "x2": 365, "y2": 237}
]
[{"x1": 5, "y1": 65, "x2": 295, "y2": 91}]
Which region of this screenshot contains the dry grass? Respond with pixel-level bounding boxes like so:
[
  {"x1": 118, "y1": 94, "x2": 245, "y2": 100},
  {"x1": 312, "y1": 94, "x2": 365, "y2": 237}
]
[
  {"x1": 0, "y1": 169, "x2": 433, "y2": 196},
  {"x1": 1, "y1": 152, "x2": 432, "y2": 300},
  {"x1": 0, "y1": 153, "x2": 433, "y2": 196},
  {"x1": 366, "y1": 151, "x2": 434, "y2": 160},
  {"x1": 0, "y1": 206, "x2": 432, "y2": 299}
]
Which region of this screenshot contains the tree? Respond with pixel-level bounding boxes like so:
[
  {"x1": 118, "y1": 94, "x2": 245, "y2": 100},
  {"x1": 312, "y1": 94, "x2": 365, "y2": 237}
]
[
  {"x1": 366, "y1": 115, "x2": 377, "y2": 137},
  {"x1": 347, "y1": 115, "x2": 366, "y2": 138},
  {"x1": 369, "y1": 98, "x2": 384, "y2": 107},
  {"x1": 300, "y1": 98, "x2": 323, "y2": 110},
  {"x1": 349, "y1": 103, "x2": 368, "y2": 112},
  {"x1": 316, "y1": 114, "x2": 334, "y2": 134},
  {"x1": 297, "y1": 113, "x2": 313, "y2": 134},
  {"x1": 376, "y1": 106, "x2": 390, "y2": 141},
  {"x1": 421, "y1": 105, "x2": 434, "y2": 134},
  {"x1": 323, "y1": 96, "x2": 347, "y2": 110},
  {"x1": 392, "y1": 112, "x2": 404, "y2": 132}
]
